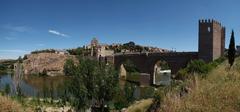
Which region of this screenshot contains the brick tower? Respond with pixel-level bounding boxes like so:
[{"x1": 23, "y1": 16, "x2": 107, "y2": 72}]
[{"x1": 198, "y1": 19, "x2": 225, "y2": 62}]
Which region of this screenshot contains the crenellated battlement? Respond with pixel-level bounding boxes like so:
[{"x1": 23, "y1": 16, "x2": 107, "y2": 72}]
[{"x1": 199, "y1": 19, "x2": 223, "y2": 27}]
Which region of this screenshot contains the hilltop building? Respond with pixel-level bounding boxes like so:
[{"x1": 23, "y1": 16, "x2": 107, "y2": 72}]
[
  {"x1": 55, "y1": 49, "x2": 70, "y2": 55},
  {"x1": 86, "y1": 38, "x2": 114, "y2": 58}
]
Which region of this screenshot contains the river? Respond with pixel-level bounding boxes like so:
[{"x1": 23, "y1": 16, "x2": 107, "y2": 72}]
[{"x1": 0, "y1": 73, "x2": 155, "y2": 99}]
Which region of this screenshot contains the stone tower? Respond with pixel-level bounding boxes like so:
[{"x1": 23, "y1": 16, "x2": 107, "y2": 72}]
[{"x1": 198, "y1": 19, "x2": 225, "y2": 62}]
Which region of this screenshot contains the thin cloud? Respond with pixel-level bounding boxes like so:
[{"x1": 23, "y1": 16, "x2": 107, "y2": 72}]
[
  {"x1": 0, "y1": 49, "x2": 29, "y2": 53},
  {"x1": 4, "y1": 24, "x2": 31, "y2": 32},
  {"x1": 36, "y1": 43, "x2": 45, "y2": 46},
  {"x1": 4, "y1": 37, "x2": 16, "y2": 40},
  {"x1": 48, "y1": 29, "x2": 69, "y2": 37}
]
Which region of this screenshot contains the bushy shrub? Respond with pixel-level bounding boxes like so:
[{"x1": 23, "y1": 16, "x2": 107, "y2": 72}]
[
  {"x1": 176, "y1": 57, "x2": 226, "y2": 80},
  {"x1": 176, "y1": 69, "x2": 189, "y2": 80},
  {"x1": 210, "y1": 56, "x2": 226, "y2": 67},
  {"x1": 187, "y1": 60, "x2": 212, "y2": 74}
]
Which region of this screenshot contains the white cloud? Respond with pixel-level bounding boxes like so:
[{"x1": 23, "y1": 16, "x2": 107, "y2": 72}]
[
  {"x1": 4, "y1": 24, "x2": 31, "y2": 32},
  {"x1": 48, "y1": 29, "x2": 69, "y2": 37},
  {"x1": 0, "y1": 49, "x2": 29, "y2": 53}
]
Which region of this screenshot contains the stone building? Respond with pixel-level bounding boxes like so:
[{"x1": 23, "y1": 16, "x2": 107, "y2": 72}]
[
  {"x1": 87, "y1": 38, "x2": 114, "y2": 58},
  {"x1": 97, "y1": 45, "x2": 114, "y2": 58},
  {"x1": 91, "y1": 37, "x2": 99, "y2": 47},
  {"x1": 198, "y1": 19, "x2": 225, "y2": 62}
]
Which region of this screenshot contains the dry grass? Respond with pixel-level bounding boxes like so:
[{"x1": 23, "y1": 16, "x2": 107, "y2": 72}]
[
  {"x1": 160, "y1": 58, "x2": 240, "y2": 112},
  {"x1": 127, "y1": 98, "x2": 153, "y2": 112},
  {"x1": 0, "y1": 95, "x2": 32, "y2": 112}
]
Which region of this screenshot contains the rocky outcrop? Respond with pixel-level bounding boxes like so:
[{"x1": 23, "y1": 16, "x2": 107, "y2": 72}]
[{"x1": 22, "y1": 53, "x2": 77, "y2": 76}]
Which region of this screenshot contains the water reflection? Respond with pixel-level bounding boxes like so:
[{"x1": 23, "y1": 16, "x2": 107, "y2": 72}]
[
  {"x1": 119, "y1": 79, "x2": 154, "y2": 99},
  {"x1": 0, "y1": 73, "x2": 68, "y2": 98},
  {"x1": 0, "y1": 73, "x2": 154, "y2": 99}
]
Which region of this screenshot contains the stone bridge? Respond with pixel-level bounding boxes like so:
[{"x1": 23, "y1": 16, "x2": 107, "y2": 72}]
[
  {"x1": 106, "y1": 52, "x2": 198, "y2": 84},
  {"x1": 102, "y1": 19, "x2": 226, "y2": 85}
]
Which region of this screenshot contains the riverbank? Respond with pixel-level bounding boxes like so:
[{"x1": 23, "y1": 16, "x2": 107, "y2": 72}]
[
  {"x1": 0, "y1": 94, "x2": 32, "y2": 112},
  {"x1": 126, "y1": 98, "x2": 153, "y2": 112},
  {"x1": 0, "y1": 92, "x2": 74, "y2": 112}
]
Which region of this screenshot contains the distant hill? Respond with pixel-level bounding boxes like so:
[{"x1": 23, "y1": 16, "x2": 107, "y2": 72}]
[{"x1": 22, "y1": 52, "x2": 77, "y2": 76}]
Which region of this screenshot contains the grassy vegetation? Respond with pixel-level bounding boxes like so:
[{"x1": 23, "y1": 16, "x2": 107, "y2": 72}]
[
  {"x1": 126, "y1": 99, "x2": 153, "y2": 112},
  {"x1": 159, "y1": 57, "x2": 240, "y2": 112},
  {"x1": 0, "y1": 94, "x2": 32, "y2": 112},
  {"x1": 0, "y1": 91, "x2": 74, "y2": 112}
]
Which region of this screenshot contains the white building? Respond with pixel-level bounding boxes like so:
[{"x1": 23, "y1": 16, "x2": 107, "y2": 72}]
[{"x1": 55, "y1": 50, "x2": 69, "y2": 55}]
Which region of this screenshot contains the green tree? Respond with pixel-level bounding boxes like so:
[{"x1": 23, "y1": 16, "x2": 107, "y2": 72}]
[
  {"x1": 228, "y1": 30, "x2": 236, "y2": 67},
  {"x1": 124, "y1": 82, "x2": 136, "y2": 103},
  {"x1": 63, "y1": 59, "x2": 76, "y2": 75},
  {"x1": 76, "y1": 47, "x2": 84, "y2": 56},
  {"x1": 67, "y1": 58, "x2": 119, "y2": 111}
]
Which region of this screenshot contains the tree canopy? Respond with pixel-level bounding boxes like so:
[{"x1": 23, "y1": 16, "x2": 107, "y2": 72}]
[{"x1": 64, "y1": 57, "x2": 119, "y2": 111}]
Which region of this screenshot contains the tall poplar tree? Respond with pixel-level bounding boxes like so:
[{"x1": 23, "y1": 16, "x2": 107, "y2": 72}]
[{"x1": 228, "y1": 30, "x2": 236, "y2": 67}]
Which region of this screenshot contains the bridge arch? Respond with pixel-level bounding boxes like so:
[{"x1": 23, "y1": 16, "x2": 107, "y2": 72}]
[
  {"x1": 152, "y1": 60, "x2": 171, "y2": 85},
  {"x1": 118, "y1": 59, "x2": 139, "y2": 79},
  {"x1": 112, "y1": 52, "x2": 198, "y2": 85}
]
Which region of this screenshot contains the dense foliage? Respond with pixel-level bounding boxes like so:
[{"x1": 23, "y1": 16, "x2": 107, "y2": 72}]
[
  {"x1": 177, "y1": 57, "x2": 226, "y2": 80},
  {"x1": 113, "y1": 82, "x2": 136, "y2": 110},
  {"x1": 67, "y1": 47, "x2": 91, "y2": 56},
  {"x1": 64, "y1": 57, "x2": 119, "y2": 111},
  {"x1": 31, "y1": 49, "x2": 56, "y2": 54}
]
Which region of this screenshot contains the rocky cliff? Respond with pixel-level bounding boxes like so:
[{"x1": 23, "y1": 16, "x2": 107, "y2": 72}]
[{"x1": 22, "y1": 53, "x2": 77, "y2": 76}]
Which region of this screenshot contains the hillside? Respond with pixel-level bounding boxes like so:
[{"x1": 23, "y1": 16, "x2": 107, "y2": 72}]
[
  {"x1": 22, "y1": 53, "x2": 77, "y2": 76},
  {"x1": 159, "y1": 58, "x2": 240, "y2": 112}
]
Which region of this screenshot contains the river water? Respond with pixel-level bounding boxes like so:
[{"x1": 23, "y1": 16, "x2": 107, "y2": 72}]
[{"x1": 0, "y1": 73, "x2": 155, "y2": 99}]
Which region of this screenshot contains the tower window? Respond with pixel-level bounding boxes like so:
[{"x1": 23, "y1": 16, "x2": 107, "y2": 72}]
[{"x1": 207, "y1": 27, "x2": 211, "y2": 32}]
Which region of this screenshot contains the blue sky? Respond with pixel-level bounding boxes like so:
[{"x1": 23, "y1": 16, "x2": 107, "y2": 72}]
[{"x1": 0, "y1": 0, "x2": 240, "y2": 59}]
